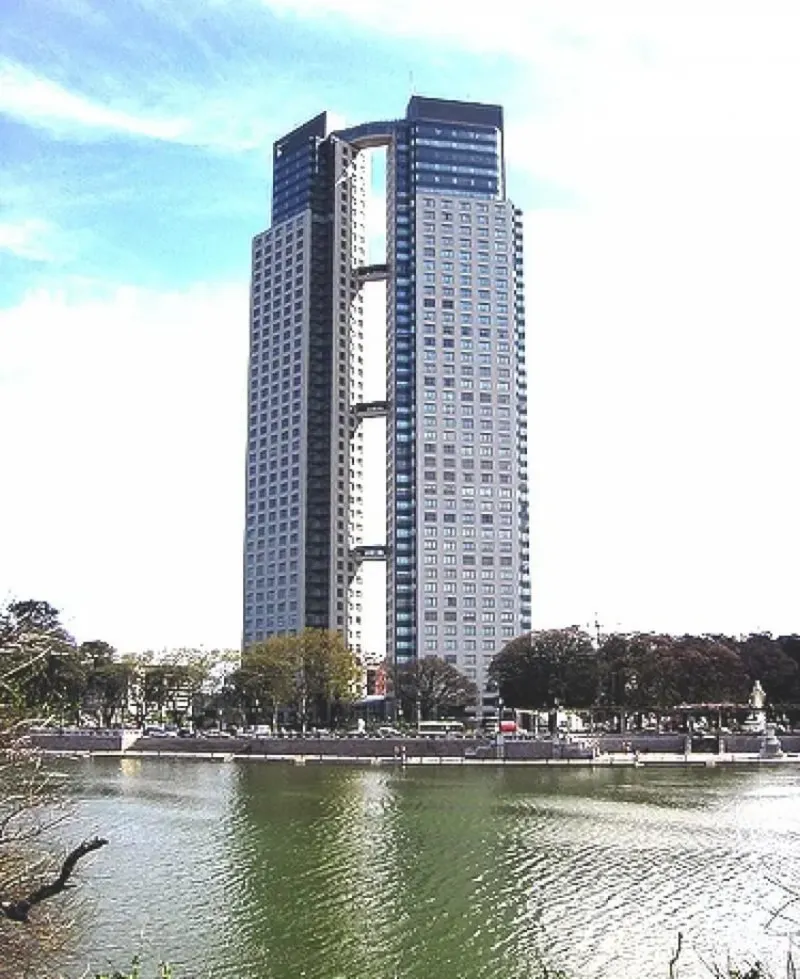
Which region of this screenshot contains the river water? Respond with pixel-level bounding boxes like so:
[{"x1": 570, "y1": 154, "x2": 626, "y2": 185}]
[{"x1": 55, "y1": 759, "x2": 800, "y2": 979}]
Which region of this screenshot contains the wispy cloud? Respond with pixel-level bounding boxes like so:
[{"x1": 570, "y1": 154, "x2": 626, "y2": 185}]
[
  {"x1": 0, "y1": 60, "x2": 192, "y2": 143},
  {"x1": 256, "y1": 0, "x2": 665, "y2": 67},
  {"x1": 0, "y1": 281, "x2": 248, "y2": 649},
  {"x1": 254, "y1": 0, "x2": 800, "y2": 216},
  {"x1": 259, "y1": 0, "x2": 800, "y2": 61},
  {"x1": 0, "y1": 59, "x2": 276, "y2": 152},
  {"x1": 0, "y1": 216, "x2": 82, "y2": 263}
]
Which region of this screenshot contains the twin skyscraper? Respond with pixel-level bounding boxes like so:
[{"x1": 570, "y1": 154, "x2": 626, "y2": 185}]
[{"x1": 244, "y1": 96, "x2": 530, "y2": 711}]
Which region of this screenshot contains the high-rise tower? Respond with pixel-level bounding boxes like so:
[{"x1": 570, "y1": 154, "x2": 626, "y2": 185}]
[{"x1": 243, "y1": 97, "x2": 530, "y2": 704}]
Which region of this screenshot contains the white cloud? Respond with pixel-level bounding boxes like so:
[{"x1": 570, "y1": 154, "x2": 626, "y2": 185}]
[
  {"x1": 3, "y1": 2, "x2": 800, "y2": 647},
  {"x1": 0, "y1": 217, "x2": 69, "y2": 262},
  {"x1": 0, "y1": 59, "x2": 273, "y2": 152},
  {"x1": 257, "y1": 0, "x2": 800, "y2": 231},
  {"x1": 487, "y1": 10, "x2": 800, "y2": 636},
  {"x1": 0, "y1": 60, "x2": 193, "y2": 143},
  {"x1": 506, "y1": 47, "x2": 800, "y2": 221},
  {"x1": 259, "y1": 0, "x2": 800, "y2": 63},
  {"x1": 1, "y1": 222, "x2": 798, "y2": 652},
  {"x1": 524, "y1": 205, "x2": 800, "y2": 637},
  {"x1": 0, "y1": 283, "x2": 249, "y2": 651}
]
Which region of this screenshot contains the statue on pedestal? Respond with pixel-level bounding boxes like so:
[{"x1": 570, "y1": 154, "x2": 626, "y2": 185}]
[
  {"x1": 743, "y1": 681, "x2": 767, "y2": 734},
  {"x1": 749, "y1": 681, "x2": 766, "y2": 711},
  {"x1": 747, "y1": 680, "x2": 783, "y2": 758}
]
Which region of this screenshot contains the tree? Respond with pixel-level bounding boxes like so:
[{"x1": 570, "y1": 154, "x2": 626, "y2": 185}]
[
  {"x1": 0, "y1": 599, "x2": 108, "y2": 974},
  {"x1": 490, "y1": 628, "x2": 599, "y2": 709},
  {"x1": 599, "y1": 632, "x2": 748, "y2": 709},
  {"x1": 0, "y1": 600, "x2": 81, "y2": 718},
  {"x1": 0, "y1": 599, "x2": 67, "y2": 645},
  {"x1": 598, "y1": 632, "x2": 676, "y2": 709},
  {"x1": 81, "y1": 639, "x2": 117, "y2": 668},
  {"x1": 22, "y1": 647, "x2": 88, "y2": 724},
  {"x1": 82, "y1": 642, "x2": 137, "y2": 728},
  {"x1": 666, "y1": 635, "x2": 748, "y2": 705},
  {"x1": 232, "y1": 635, "x2": 297, "y2": 730},
  {"x1": 735, "y1": 633, "x2": 798, "y2": 705},
  {"x1": 397, "y1": 656, "x2": 478, "y2": 722},
  {"x1": 778, "y1": 634, "x2": 800, "y2": 672},
  {"x1": 777, "y1": 634, "x2": 800, "y2": 707},
  {"x1": 235, "y1": 629, "x2": 359, "y2": 731},
  {"x1": 185, "y1": 648, "x2": 241, "y2": 729},
  {"x1": 130, "y1": 649, "x2": 215, "y2": 727},
  {"x1": 294, "y1": 629, "x2": 360, "y2": 729}
]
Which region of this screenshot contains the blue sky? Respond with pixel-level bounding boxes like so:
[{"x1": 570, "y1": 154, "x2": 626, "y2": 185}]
[{"x1": 2, "y1": 0, "x2": 799, "y2": 653}]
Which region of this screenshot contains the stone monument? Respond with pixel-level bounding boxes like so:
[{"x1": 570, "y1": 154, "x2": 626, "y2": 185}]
[
  {"x1": 744, "y1": 680, "x2": 767, "y2": 734},
  {"x1": 749, "y1": 680, "x2": 783, "y2": 758}
]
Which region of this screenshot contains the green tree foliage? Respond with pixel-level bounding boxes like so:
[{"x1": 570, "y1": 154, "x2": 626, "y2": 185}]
[
  {"x1": 82, "y1": 642, "x2": 136, "y2": 728},
  {"x1": 489, "y1": 628, "x2": 599, "y2": 709},
  {"x1": 736, "y1": 634, "x2": 799, "y2": 703},
  {"x1": 667, "y1": 635, "x2": 751, "y2": 705},
  {"x1": 137, "y1": 661, "x2": 206, "y2": 727},
  {"x1": 233, "y1": 629, "x2": 359, "y2": 730},
  {"x1": 0, "y1": 599, "x2": 83, "y2": 720},
  {"x1": 397, "y1": 655, "x2": 478, "y2": 721},
  {"x1": 493, "y1": 627, "x2": 800, "y2": 711},
  {"x1": 128, "y1": 649, "x2": 231, "y2": 727},
  {"x1": 600, "y1": 633, "x2": 748, "y2": 708},
  {"x1": 1, "y1": 601, "x2": 136, "y2": 727},
  {"x1": 294, "y1": 629, "x2": 360, "y2": 727},
  {"x1": 0, "y1": 601, "x2": 110, "y2": 975},
  {"x1": 600, "y1": 632, "x2": 795, "y2": 708},
  {"x1": 231, "y1": 634, "x2": 297, "y2": 728}
]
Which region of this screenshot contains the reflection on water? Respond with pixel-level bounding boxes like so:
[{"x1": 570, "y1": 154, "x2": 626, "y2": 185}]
[{"x1": 56, "y1": 762, "x2": 800, "y2": 979}]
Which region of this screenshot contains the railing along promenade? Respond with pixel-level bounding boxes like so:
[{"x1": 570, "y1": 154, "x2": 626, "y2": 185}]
[{"x1": 24, "y1": 730, "x2": 800, "y2": 763}]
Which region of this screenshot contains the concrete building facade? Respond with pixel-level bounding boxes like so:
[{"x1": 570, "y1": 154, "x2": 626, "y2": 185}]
[{"x1": 243, "y1": 96, "x2": 530, "y2": 705}]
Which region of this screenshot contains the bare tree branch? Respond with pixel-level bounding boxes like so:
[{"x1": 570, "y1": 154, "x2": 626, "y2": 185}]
[
  {"x1": 0, "y1": 837, "x2": 108, "y2": 923},
  {"x1": 0, "y1": 648, "x2": 51, "y2": 685},
  {"x1": 764, "y1": 874, "x2": 800, "y2": 933},
  {"x1": 668, "y1": 931, "x2": 683, "y2": 979}
]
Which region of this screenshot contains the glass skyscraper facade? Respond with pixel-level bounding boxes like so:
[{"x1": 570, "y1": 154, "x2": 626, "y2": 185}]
[{"x1": 244, "y1": 96, "x2": 530, "y2": 702}]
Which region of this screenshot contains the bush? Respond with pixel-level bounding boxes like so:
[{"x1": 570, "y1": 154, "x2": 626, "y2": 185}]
[{"x1": 93, "y1": 958, "x2": 173, "y2": 979}]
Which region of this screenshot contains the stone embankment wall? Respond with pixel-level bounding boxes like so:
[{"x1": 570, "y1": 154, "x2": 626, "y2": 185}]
[
  {"x1": 724, "y1": 734, "x2": 800, "y2": 752},
  {"x1": 28, "y1": 730, "x2": 133, "y2": 752},
  {"x1": 26, "y1": 731, "x2": 800, "y2": 758},
  {"x1": 595, "y1": 735, "x2": 686, "y2": 753},
  {"x1": 593, "y1": 734, "x2": 800, "y2": 753},
  {"x1": 130, "y1": 736, "x2": 593, "y2": 760}
]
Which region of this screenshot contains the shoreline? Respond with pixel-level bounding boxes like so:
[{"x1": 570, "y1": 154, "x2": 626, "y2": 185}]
[{"x1": 40, "y1": 748, "x2": 800, "y2": 767}]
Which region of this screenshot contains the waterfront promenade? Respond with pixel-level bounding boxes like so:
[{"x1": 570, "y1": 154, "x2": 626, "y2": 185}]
[{"x1": 27, "y1": 730, "x2": 800, "y2": 766}]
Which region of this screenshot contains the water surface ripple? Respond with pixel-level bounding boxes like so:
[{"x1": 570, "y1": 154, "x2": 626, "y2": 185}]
[{"x1": 56, "y1": 761, "x2": 800, "y2": 979}]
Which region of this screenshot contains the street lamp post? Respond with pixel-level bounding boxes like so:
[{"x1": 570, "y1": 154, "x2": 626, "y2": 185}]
[
  {"x1": 392, "y1": 656, "x2": 400, "y2": 726},
  {"x1": 496, "y1": 691, "x2": 505, "y2": 761}
]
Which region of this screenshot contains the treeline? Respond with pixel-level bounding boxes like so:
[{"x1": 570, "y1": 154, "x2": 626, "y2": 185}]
[
  {"x1": 0, "y1": 599, "x2": 231, "y2": 726},
  {"x1": 0, "y1": 599, "x2": 478, "y2": 729},
  {"x1": 229, "y1": 633, "x2": 477, "y2": 728},
  {"x1": 6, "y1": 598, "x2": 799, "y2": 727},
  {"x1": 490, "y1": 627, "x2": 800, "y2": 711}
]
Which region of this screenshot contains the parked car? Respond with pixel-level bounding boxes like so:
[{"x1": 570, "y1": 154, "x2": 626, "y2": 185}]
[{"x1": 144, "y1": 726, "x2": 169, "y2": 738}]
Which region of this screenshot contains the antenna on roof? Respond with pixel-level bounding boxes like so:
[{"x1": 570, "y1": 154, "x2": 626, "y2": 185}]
[{"x1": 409, "y1": 70, "x2": 416, "y2": 96}]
